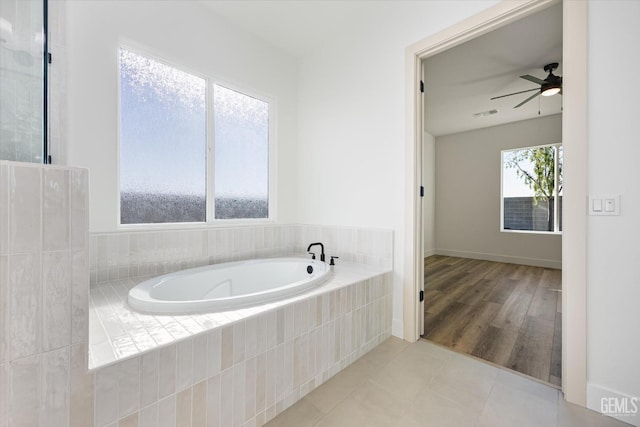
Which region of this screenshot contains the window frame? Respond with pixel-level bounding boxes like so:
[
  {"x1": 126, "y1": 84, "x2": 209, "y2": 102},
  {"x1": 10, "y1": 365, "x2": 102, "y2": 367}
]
[
  {"x1": 500, "y1": 142, "x2": 562, "y2": 235},
  {"x1": 116, "y1": 44, "x2": 277, "y2": 229}
]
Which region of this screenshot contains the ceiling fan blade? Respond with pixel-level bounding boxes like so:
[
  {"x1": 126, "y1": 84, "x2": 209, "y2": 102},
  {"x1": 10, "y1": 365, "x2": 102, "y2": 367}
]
[
  {"x1": 520, "y1": 74, "x2": 546, "y2": 85},
  {"x1": 514, "y1": 91, "x2": 541, "y2": 108},
  {"x1": 490, "y1": 88, "x2": 540, "y2": 100}
]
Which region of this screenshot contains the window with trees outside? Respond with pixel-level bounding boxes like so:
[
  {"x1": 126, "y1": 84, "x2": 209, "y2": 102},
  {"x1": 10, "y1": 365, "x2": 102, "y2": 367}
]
[
  {"x1": 501, "y1": 144, "x2": 562, "y2": 233},
  {"x1": 119, "y1": 48, "x2": 271, "y2": 225}
]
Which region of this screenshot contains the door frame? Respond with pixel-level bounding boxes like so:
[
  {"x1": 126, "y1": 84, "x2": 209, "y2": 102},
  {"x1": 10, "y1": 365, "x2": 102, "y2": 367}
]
[{"x1": 403, "y1": 0, "x2": 588, "y2": 406}]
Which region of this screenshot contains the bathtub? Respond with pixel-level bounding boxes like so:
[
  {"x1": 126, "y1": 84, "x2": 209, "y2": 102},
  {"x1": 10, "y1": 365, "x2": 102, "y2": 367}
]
[{"x1": 127, "y1": 257, "x2": 331, "y2": 314}]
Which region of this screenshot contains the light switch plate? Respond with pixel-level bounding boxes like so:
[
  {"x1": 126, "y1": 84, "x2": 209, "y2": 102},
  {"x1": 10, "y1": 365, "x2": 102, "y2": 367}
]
[{"x1": 589, "y1": 195, "x2": 621, "y2": 216}]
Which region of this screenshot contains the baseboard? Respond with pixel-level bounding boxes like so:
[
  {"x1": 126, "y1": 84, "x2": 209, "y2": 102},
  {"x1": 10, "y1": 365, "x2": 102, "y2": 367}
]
[
  {"x1": 434, "y1": 249, "x2": 562, "y2": 269},
  {"x1": 587, "y1": 383, "x2": 640, "y2": 426},
  {"x1": 392, "y1": 318, "x2": 403, "y2": 339},
  {"x1": 424, "y1": 248, "x2": 436, "y2": 258}
]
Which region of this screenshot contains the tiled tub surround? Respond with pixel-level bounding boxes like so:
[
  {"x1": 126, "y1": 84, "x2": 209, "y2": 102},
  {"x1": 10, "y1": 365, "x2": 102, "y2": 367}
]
[
  {"x1": 89, "y1": 224, "x2": 393, "y2": 287},
  {"x1": 89, "y1": 263, "x2": 390, "y2": 369},
  {"x1": 91, "y1": 270, "x2": 392, "y2": 427}
]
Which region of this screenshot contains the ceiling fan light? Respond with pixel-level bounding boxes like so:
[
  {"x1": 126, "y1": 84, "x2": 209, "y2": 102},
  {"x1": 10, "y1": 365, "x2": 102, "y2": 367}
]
[{"x1": 541, "y1": 85, "x2": 561, "y2": 97}]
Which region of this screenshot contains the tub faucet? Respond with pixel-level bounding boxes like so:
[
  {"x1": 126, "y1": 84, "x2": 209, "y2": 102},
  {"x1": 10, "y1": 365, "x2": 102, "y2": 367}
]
[{"x1": 307, "y1": 242, "x2": 325, "y2": 262}]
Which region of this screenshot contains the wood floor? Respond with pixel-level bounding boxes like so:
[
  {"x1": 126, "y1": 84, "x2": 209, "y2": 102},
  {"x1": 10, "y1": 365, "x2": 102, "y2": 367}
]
[{"x1": 423, "y1": 255, "x2": 562, "y2": 386}]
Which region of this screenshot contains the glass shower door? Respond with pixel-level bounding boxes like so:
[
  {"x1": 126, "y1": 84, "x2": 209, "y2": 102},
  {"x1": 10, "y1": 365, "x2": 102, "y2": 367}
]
[{"x1": 0, "y1": 0, "x2": 46, "y2": 163}]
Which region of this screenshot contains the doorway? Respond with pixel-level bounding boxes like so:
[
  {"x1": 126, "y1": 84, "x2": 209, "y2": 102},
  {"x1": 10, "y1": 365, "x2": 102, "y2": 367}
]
[
  {"x1": 419, "y1": 4, "x2": 563, "y2": 385},
  {"x1": 404, "y1": 0, "x2": 588, "y2": 406}
]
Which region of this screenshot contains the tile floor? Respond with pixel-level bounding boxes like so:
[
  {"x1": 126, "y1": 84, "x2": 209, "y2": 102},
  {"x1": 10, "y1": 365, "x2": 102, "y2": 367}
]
[{"x1": 266, "y1": 337, "x2": 630, "y2": 427}]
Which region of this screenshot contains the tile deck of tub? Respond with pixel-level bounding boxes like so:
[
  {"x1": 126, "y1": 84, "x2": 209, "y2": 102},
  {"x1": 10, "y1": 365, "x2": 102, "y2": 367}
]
[{"x1": 89, "y1": 260, "x2": 390, "y2": 369}]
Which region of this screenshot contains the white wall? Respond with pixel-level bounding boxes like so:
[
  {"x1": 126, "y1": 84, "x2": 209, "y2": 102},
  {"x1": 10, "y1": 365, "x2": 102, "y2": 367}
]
[
  {"x1": 423, "y1": 131, "x2": 435, "y2": 257},
  {"x1": 586, "y1": 0, "x2": 640, "y2": 420},
  {"x1": 295, "y1": 0, "x2": 500, "y2": 337},
  {"x1": 66, "y1": 1, "x2": 299, "y2": 232},
  {"x1": 434, "y1": 115, "x2": 562, "y2": 268}
]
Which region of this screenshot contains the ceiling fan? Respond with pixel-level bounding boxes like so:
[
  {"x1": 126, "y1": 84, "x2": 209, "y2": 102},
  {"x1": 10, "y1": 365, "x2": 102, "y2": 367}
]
[{"x1": 491, "y1": 63, "x2": 562, "y2": 108}]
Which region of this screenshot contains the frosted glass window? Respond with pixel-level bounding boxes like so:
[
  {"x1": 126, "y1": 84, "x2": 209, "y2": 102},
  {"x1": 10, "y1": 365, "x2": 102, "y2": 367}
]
[
  {"x1": 119, "y1": 48, "x2": 206, "y2": 224},
  {"x1": 0, "y1": 0, "x2": 46, "y2": 163},
  {"x1": 502, "y1": 144, "x2": 562, "y2": 233},
  {"x1": 213, "y1": 84, "x2": 269, "y2": 219}
]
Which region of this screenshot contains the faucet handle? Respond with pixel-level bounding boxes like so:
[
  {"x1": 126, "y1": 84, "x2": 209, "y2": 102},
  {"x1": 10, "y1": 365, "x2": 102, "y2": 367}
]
[
  {"x1": 330, "y1": 256, "x2": 339, "y2": 266},
  {"x1": 308, "y1": 251, "x2": 316, "y2": 260}
]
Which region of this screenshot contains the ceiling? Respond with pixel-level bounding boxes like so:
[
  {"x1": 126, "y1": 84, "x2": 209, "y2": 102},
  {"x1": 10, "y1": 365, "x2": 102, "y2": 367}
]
[
  {"x1": 423, "y1": 4, "x2": 563, "y2": 136},
  {"x1": 200, "y1": 1, "x2": 372, "y2": 58},
  {"x1": 199, "y1": 1, "x2": 562, "y2": 137}
]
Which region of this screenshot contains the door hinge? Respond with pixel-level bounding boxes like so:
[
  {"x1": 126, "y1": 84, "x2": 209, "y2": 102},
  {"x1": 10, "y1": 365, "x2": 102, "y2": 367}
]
[
  {"x1": 47, "y1": 53, "x2": 52, "y2": 64},
  {"x1": 420, "y1": 186, "x2": 424, "y2": 197},
  {"x1": 420, "y1": 80, "x2": 424, "y2": 93},
  {"x1": 419, "y1": 290, "x2": 424, "y2": 302}
]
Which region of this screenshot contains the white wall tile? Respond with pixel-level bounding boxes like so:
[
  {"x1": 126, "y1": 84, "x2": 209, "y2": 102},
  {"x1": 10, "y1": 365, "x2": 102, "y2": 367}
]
[
  {"x1": 255, "y1": 353, "x2": 266, "y2": 416},
  {"x1": 40, "y1": 347, "x2": 70, "y2": 427},
  {"x1": 176, "y1": 339, "x2": 193, "y2": 392},
  {"x1": 234, "y1": 363, "x2": 246, "y2": 427},
  {"x1": 106, "y1": 235, "x2": 118, "y2": 270},
  {"x1": 42, "y1": 169, "x2": 69, "y2": 252},
  {"x1": 265, "y1": 348, "x2": 276, "y2": 411},
  {"x1": 71, "y1": 250, "x2": 88, "y2": 344},
  {"x1": 233, "y1": 321, "x2": 245, "y2": 367},
  {"x1": 140, "y1": 352, "x2": 159, "y2": 408},
  {"x1": 42, "y1": 251, "x2": 71, "y2": 351},
  {"x1": 206, "y1": 329, "x2": 221, "y2": 379},
  {"x1": 192, "y1": 334, "x2": 207, "y2": 385},
  {"x1": 244, "y1": 357, "x2": 256, "y2": 422},
  {"x1": 9, "y1": 165, "x2": 41, "y2": 254},
  {"x1": 0, "y1": 257, "x2": 8, "y2": 364},
  {"x1": 0, "y1": 164, "x2": 8, "y2": 256},
  {"x1": 89, "y1": 224, "x2": 392, "y2": 287},
  {"x1": 175, "y1": 388, "x2": 191, "y2": 427},
  {"x1": 284, "y1": 306, "x2": 294, "y2": 342},
  {"x1": 70, "y1": 170, "x2": 88, "y2": 251},
  {"x1": 70, "y1": 343, "x2": 94, "y2": 427},
  {"x1": 0, "y1": 363, "x2": 8, "y2": 427},
  {"x1": 95, "y1": 364, "x2": 119, "y2": 426},
  {"x1": 9, "y1": 253, "x2": 41, "y2": 359},
  {"x1": 96, "y1": 235, "x2": 108, "y2": 271},
  {"x1": 276, "y1": 311, "x2": 284, "y2": 346},
  {"x1": 245, "y1": 317, "x2": 257, "y2": 360},
  {"x1": 158, "y1": 345, "x2": 176, "y2": 399},
  {"x1": 220, "y1": 369, "x2": 233, "y2": 427},
  {"x1": 118, "y1": 412, "x2": 138, "y2": 427},
  {"x1": 118, "y1": 357, "x2": 140, "y2": 418},
  {"x1": 275, "y1": 344, "x2": 284, "y2": 404},
  {"x1": 220, "y1": 326, "x2": 233, "y2": 371},
  {"x1": 206, "y1": 375, "x2": 221, "y2": 427},
  {"x1": 139, "y1": 403, "x2": 158, "y2": 427},
  {"x1": 158, "y1": 395, "x2": 176, "y2": 427},
  {"x1": 255, "y1": 314, "x2": 267, "y2": 357},
  {"x1": 9, "y1": 354, "x2": 41, "y2": 427},
  {"x1": 192, "y1": 380, "x2": 206, "y2": 427}
]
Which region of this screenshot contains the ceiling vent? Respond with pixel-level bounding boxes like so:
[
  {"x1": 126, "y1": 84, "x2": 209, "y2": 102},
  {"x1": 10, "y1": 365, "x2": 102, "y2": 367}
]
[{"x1": 473, "y1": 109, "x2": 499, "y2": 118}]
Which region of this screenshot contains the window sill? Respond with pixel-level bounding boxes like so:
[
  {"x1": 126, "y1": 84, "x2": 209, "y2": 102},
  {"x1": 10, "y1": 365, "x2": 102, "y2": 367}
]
[
  {"x1": 117, "y1": 218, "x2": 277, "y2": 232},
  {"x1": 500, "y1": 229, "x2": 563, "y2": 236}
]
